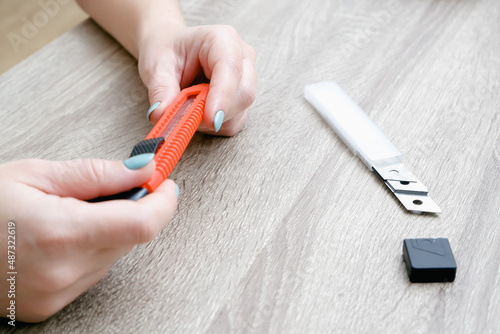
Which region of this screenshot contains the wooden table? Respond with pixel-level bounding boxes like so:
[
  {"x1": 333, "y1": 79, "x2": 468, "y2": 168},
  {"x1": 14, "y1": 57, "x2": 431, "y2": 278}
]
[{"x1": 1, "y1": 0, "x2": 499, "y2": 333}]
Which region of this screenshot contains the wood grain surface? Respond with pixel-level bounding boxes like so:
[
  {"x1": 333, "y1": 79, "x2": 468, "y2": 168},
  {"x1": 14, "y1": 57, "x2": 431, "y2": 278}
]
[{"x1": 0, "y1": 0, "x2": 499, "y2": 333}]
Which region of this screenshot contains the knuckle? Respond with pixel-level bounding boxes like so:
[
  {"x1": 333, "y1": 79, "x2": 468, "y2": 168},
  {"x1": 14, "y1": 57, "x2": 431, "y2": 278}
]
[
  {"x1": 61, "y1": 159, "x2": 105, "y2": 188},
  {"x1": 220, "y1": 86, "x2": 236, "y2": 103},
  {"x1": 226, "y1": 58, "x2": 244, "y2": 77},
  {"x1": 139, "y1": 61, "x2": 156, "y2": 83},
  {"x1": 84, "y1": 159, "x2": 106, "y2": 184},
  {"x1": 139, "y1": 52, "x2": 177, "y2": 85},
  {"x1": 216, "y1": 24, "x2": 240, "y2": 39},
  {"x1": 131, "y1": 210, "x2": 158, "y2": 243},
  {"x1": 148, "y1": 85, "x2": 168, "y2": 103},
  {"x1": 39, "y1": 160, "x2": 67, "y2": 186}
]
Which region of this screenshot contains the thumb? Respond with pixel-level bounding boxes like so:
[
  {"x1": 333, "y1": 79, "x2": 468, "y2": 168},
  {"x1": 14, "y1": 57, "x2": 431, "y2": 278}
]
[
  {"x1": 16, "y1": 154, "x2": 157, "y2": 200},
  {"x1": 145, "y1": 76, "x2": 181, "y2": 125}
]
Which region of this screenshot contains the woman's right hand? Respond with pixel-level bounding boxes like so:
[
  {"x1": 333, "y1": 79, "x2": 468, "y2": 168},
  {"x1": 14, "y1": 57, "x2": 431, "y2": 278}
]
[{"x1": 0, "y1": 155, "x2": 177, "y2": 322}]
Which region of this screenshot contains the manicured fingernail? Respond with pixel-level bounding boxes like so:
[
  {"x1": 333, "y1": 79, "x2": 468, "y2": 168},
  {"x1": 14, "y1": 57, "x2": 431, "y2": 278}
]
[
  {"x1": 213, "y1": 110, "x2": 224, "y2": 132},
  {"x1": 123, "y1": 153, "x2": 155, "y2": 170},
  {"x1": 175, "y1": 183, "x2": 179, "y2": 198},
  {"x1": 147, "y1": 102, "x2": 161, "y2": 121}
]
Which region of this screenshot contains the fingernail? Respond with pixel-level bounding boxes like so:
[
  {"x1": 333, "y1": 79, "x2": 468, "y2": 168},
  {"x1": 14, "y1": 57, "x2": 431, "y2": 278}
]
[
  {"x1": 147, "y1": 102, "x2": 161, "y2": 121},
  {"x1": 175, "y1": 183, "x2": 179, "y2": 198},
  {"x1": 123, "y1": 153, "x2": 155, "y2": 170},
  {"x1": 213, "y1": 110, "x2": 225, "y2": 132}
]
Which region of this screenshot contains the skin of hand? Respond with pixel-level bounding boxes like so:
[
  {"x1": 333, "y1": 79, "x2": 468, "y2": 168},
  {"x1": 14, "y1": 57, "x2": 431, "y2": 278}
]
[
  {"x1": 76, "y1": 0, "x2": 257, "y2": 136},
  {"x1": 1, "y1": 0, "x2": 253, "y2": 323},
  {"x1": 0, "y1": 158, "x2": 177, "y2": 322}
]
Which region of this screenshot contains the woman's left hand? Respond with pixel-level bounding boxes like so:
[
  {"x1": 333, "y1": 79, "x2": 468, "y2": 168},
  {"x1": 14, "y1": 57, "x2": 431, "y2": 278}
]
[{"x1": 138, "y1": 23, "x2": 257, "y2": 136}]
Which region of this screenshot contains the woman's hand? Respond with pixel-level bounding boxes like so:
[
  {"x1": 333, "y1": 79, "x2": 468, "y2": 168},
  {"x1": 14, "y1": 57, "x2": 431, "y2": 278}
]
[
  {"x1": 0, "y1": 156, "x2": 177, "y2": 322},
  {"x1": 76, "y1": 0, "x2": 257, "y2": 136},
  {"x1": 139, "y1": 24, "x2": 257, "y2": 136}
]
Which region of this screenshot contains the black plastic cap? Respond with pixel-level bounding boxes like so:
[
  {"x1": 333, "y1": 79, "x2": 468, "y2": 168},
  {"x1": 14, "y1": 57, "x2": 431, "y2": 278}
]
[{"x1": 403, "y1": 238, "x2": 457, "y2": 283}]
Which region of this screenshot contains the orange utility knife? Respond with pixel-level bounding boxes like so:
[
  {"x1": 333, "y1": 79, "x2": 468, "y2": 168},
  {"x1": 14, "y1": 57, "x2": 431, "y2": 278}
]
[{"x1": 91, "y1": 83, "x2": 209, "y2": 201}]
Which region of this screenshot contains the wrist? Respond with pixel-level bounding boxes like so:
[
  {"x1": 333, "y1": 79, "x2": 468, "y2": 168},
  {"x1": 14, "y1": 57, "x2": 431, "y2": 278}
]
[{"x1": 135, "y1": 7, "x2": 186, "y2": 57}]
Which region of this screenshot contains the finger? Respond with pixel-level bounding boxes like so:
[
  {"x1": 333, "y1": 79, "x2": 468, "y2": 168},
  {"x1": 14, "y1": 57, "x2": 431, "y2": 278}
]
[
  {"x1": 197, "y1": 46, "x2": 256, "y2": 136},
  {"x1": 145, "y1": 79, "x2": 181, "y2": 124},
  {"x1": 75, "y1": 179, "x2": 177, "y2": 247},
  {"x1": 231, "y1": 47, "x2": 257, "y2": 113},
  {"x1": 11, "y1": 157, "x2": 156, "y2": 200},
  {"x1": 199, "y1": 27, "x2": 244, "y2": 131},
  {"x1": 19, "y1": 181, "x2": 174, "y2": 320},
  {"x1": 139, "y1": 53, "x2": 182, "y2": 124},
  {"x1": 197, "y1": 108, "x2": 249, "y2": 137}
]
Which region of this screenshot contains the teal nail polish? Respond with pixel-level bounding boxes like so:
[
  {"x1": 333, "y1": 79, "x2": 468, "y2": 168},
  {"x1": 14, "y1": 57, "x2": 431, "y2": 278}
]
[
  {"x1": 213, "y1": 110, "x2": 225, "y2": 132},
  {"x1": 147, "y1": 102, "x2": 161, "y2": 121},
  {"x1": 123, "y1": 153, "x2": 155, "y2": 170},
  {"x1": 175, "y1": 183, "x2": 179, "y2": 198}
]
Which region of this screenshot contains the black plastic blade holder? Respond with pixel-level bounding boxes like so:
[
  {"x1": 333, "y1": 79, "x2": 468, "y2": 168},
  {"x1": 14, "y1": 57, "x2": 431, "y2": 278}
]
[{"x1": 403, "y1": 238, "x2": 457, "y2": 283}]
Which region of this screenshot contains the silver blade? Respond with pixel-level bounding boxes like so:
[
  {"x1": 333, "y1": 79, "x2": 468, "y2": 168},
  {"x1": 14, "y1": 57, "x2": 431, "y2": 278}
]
[
  {"x1": 373, "y1": 164, "x2": 441, "y2": 214},
  {"x1": 393, "y1": 192, "x2": 441, "y2": 214},
  {"x1": 160, "y1": 95, "x2": 196, "y2": 138}
]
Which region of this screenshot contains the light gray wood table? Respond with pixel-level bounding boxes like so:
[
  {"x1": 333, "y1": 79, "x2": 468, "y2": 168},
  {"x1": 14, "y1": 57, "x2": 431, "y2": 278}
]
[{"x1": 1, "y1": 0, "x2": 499, "y2": 333}]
